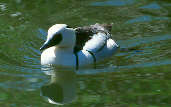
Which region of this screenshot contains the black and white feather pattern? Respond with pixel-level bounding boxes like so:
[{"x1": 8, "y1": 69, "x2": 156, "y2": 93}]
[{"x1": 74, "y1": 23, "x2": 113, "y2": 53}]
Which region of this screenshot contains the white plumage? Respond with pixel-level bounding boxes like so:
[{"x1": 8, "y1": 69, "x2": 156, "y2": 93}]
[{"x1": 40, "y1": 24, "x2": 119, "y2": 69}]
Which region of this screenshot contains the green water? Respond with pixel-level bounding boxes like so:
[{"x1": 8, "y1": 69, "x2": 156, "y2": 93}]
[{"x1": 0, "y1": 0, "x2": 171, "y2": 106}]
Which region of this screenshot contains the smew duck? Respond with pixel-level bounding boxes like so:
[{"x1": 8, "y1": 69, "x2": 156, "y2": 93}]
[{"x1": 40, "y1": 23, "x2": 119, "y2": 70}]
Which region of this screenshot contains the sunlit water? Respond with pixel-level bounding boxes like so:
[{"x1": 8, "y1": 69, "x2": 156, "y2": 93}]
[{"x1": 0, "y1": 0, "x2": 171, "y2": 106}]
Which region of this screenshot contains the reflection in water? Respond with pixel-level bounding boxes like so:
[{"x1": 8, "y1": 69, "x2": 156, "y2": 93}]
[
  {"x1": 0, "y1": 3, "x2": 7, "y2": 11},
  {"x1": 41, "y1": 67, "x2": 76, "y2": 105}
]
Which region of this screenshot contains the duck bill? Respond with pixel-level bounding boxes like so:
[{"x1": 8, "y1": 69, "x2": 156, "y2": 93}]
[
  {"x1": 40, "y1": 33, "x2": 63, "y2": 51},
  {"x1": 40, "y1": 41, "x2": 52, "y2": 51}
]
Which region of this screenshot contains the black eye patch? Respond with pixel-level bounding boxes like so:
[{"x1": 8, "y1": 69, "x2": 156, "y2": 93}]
[
  {"x1": 49, "y1": 33, "x2": 63, "y2": 46},
  {"x1": 40, "y1": 33, "x2": 63, "y2": 51}
]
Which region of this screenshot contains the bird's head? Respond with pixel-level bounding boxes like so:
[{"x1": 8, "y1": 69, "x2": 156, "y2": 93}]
[{"x1": 40, "y1": 24, "x2": 76, "y2": 51}]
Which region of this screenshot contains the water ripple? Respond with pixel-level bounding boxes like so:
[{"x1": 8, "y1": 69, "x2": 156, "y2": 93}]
[
  {"x1": 140, "y1": 2, "x2": 161, "y2": 10},
  {"x1": 119, "y1": 59, "x2": 171, "y2": 69},
  {"x1": 91, "y1": 0, "x2": 135, "y2": 6},
  {"x1": 38, "y1": 28, "x2": 47, "y2": 41},
  {"x1": 126, "y1": 15, "x2": 169, "y2": 24},
  {"x1": 118, "y1": 34, "x2": 171, "y2": 48}
]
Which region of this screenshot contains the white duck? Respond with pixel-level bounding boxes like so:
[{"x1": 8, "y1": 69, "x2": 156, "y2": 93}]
[{"x1": 40, "y1": 23, "x2": 119, "y2": 70}]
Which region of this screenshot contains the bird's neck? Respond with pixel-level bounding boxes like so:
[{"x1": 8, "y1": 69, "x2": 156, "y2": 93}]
[{"x1": 54, "y1": 46, "x2": 74, "y2": 54}]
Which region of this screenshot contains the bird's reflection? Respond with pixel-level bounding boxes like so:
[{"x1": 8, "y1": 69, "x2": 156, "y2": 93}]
[{"x1": 41, "y1": 66, "x2": 76, "y2": 105}]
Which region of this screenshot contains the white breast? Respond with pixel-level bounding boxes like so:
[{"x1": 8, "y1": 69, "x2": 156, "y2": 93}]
[{"x1": 41, "y1": 47, "x2": 76, "y2": 68}]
